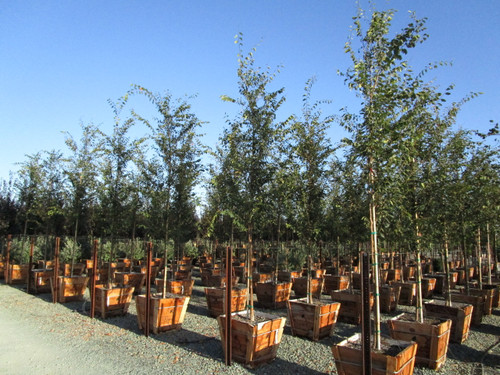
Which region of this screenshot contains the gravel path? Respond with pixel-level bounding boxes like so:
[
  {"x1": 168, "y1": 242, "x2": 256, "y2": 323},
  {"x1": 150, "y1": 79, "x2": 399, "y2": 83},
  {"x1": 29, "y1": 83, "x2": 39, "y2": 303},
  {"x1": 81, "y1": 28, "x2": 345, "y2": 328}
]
[{"x1": 1, "y1": 276, "x2": 499, "y2": 375}]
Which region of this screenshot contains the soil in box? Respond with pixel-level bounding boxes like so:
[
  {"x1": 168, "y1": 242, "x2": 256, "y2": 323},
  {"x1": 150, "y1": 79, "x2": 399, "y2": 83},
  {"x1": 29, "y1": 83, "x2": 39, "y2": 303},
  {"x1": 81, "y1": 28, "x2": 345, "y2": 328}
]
[
  {"x1": 217, "y1": 310, "x2": 286, "y2": 368},
  {"x1": 287, "y1": 298, "x2": 340, "y2": 341},
  {"x1": 388, "y1": 312, "x2": 452, "y2": 370}
]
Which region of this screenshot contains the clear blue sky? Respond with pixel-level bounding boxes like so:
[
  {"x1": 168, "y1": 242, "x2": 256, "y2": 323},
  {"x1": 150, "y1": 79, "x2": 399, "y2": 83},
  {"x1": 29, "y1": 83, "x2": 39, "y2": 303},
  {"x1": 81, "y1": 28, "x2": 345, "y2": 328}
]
[{"x1": 1, "y1": 0, "x2": 499, "y2": 181}]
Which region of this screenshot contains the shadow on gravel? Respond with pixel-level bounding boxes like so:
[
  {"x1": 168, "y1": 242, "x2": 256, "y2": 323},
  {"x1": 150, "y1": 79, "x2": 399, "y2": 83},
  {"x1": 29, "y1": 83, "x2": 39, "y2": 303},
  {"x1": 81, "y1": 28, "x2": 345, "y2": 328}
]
[
  {"x1": 149, "y1": 327, "x2": 328, "y2": 374},
  {"x1": 149, "y1": 326, "x2": 224, "y2": 363},
  {"x1": 471, "y1": 322, "x2": 500, "y2": 337},
  {"x1": 186, "y1": 300, "x2": 211, "y2": 317}
]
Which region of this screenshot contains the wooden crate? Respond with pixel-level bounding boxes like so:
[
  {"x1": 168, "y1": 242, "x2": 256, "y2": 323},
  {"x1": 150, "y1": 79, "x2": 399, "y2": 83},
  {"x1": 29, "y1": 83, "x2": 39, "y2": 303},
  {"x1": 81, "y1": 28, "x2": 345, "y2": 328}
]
[
  {"x1": 115, "y1": 272, "x2": 145, "y2": 294},
  {"x1": 332, "y1": 333, "x2": 417, "y2": 375},
  {"x1": 421, "y1": 277, "x2": 436, "y2": 299},
  {"x1": 277, "y1": 270, "x2": 301, "y2": 283},
  {"x1": 391, "y1": 282, "x2": 416, "y2": 306},
  {"x1": 5, "y1": 264, "x2": 29, "y2": 284},
  {"x1": 205, "y1": 286, "x2": 248, "y2": 317},
  {"x1": 323, "y1": 275, "x2": 349, "y2": 294},
  {"x1": 387, "y1": 269, "x2": 401, "y2": 282},
  {"x1": 450, "y1": 293, "x2": 484, "y2": 326},
  {"x1": 331, "y1": 290, "x2": 373, "y2": 324},
  {"x1": 52, "y1": 276, "x2": 89, "y2": 303},
  {"x1": 292, "y1": 277, "x2": 323, "y2": 299},
  {"x1": 462, "y1": 288, "x2": 495, "y2": 315},
  {"x1": 29, "y1": 269, "x2": 54, "y2": 294},
  {"x1": 379, "y1": 284, "x2": 401, "y2": 313},
  {"x1": 483, "y1": 284, "x2": 500, "y2": 308},
  {"x1": 60, "y1": 263, "x2": 86, "y2": 276},
  {"x1": 252, "y1": 273, "x2": 273, "y2": 290},
  {"x1": 424, "y1": 300, "x2": 473, "y2": 343},
  {"x1": 255, "y1": 282, "x2": 292, "y2": 309},
  {"x1": 136, "y1": 293, "x2": 189, "y2": 334},
  {"x1": 155, "y1": 278, "x2": 194, "y2": 296},
  {"x1": 287, "y1": 298, "x2": 340, "y2": 341},
  {"x1": 94, "y1": 286, "x2": 134, "y2": 319},
  {"x1": 388, "y1": 313, "x2": 452, "y2": 370},
  {"x1": 217, "y1": 310, "x2": 286, "y2": 368}
]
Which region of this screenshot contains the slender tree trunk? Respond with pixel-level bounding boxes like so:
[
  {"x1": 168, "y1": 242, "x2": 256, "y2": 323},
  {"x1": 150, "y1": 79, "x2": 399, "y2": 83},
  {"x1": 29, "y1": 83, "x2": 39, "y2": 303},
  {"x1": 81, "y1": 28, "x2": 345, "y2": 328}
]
[
  {"x1": 477, "y1": 227, "x2": 483, "y2": 289},
  {"x1": 486, "y1": 223, "x2": 492, "y2": 284},
  {"x1": 443, "y1": 228, "x2": 452, "y2": 306},
  {"x1": 369, "y1": 197, "x2": 381, "y2": 350}
]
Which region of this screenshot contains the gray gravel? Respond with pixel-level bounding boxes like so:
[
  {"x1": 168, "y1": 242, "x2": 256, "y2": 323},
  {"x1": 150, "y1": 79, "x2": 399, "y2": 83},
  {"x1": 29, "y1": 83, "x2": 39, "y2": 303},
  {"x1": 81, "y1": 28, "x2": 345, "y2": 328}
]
[{"x1": 0, "y1": 274, "x2": 499, "y2": 375}]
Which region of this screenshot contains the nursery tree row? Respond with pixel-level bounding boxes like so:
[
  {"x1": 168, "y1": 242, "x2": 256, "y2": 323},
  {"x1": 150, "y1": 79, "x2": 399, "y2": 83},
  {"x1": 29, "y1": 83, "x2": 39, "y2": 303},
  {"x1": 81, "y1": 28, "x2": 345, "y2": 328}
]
[{"x1": 0, "y1": 9, "x2": 499, "y2": 266}]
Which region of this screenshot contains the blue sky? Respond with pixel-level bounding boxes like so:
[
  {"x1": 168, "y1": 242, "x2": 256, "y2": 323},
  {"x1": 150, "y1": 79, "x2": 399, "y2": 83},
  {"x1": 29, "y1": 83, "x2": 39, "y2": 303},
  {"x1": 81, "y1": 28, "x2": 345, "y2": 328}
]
[{"x1": 1, "y1": 0, "x2": 499, "y2": 181}]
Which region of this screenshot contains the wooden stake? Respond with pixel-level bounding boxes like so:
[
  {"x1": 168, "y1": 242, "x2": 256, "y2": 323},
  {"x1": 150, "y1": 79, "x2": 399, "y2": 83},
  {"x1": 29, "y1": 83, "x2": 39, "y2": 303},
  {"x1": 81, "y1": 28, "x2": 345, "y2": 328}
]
[
  {"x1": 53, "y1": 237, "x2": 60, "y2": 303},
  {"x1": 90, "y1": 240, "x2": 98, "y2": 319},
  {"x1": 361, "y1": 251, "x2": 371, "y2": 374},
  {"x1": 4, "y1": 235, "x2": 12, "y2": 283},
  {"x1": 145, "y1": 242, "x2": 152, "y2": 337},
  {"x1": 225, "y1": 246, "x2": 232, "y2": 366},
  {"x1": 27, "y1": 237, "x2": 35, "y2": 293}
]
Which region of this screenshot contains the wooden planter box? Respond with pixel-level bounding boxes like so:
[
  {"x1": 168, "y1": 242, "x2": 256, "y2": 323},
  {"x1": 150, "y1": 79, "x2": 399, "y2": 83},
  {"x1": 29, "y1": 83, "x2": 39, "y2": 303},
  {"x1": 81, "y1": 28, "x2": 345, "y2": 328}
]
[
  {"x1": 461, "y1": 288, "x2": 494, "y2": 315},
  {"x1": 388, "y1": 313, "x2": 452, "y2": 370},
  {"x1": 450, "y1": 293, "x2": 484, "y2": 326},
  {"x1": 200, "y1": 268, "x2": 221, "y2": 286},
  {"x1": 115, "y1": 272, "x2": 145, "y2": 295},
  {"x1": 5, "y1": 264, "x2": 29, "y2": 284},
  {"x1": 61, "y1": 263, "x2": 86, "y2": 276},
  {"x1": 233, "y1": 266, "x2": 246, "y2": 283},
  {"x1": 455, "y1": 267, "x2": 474, "y2": 285},
  {"x1": 136, "y1": 293, "x2": 189, "y2": 334},
  {"x1": 292, "y1": 277, "x2": 323, "y2": 299},
  {"x1": 483, "y1": 284, "x2": 500, "y2": 308},
  {"x1": 323, "y1": 275, "x2": 349, "y2": 294},
  {"x1": 379, "y1": 285, "x2": 401, "y2": 313},
  {"x1": 421, "y1": 277, "x2": 436, "y2": 299},
  {"x1": 205, "y1": 286, "x2": 247, "y2": 317},
  {"x1": 277, "y1": 270, "x2": 301, "y2": 283},
  {"x1": 387, "y1": 269, "x2": 401, "y2": 283},
  {"x1": 424, "y1": 300, "x2": 473, "y2": 343},
  {"x1": 332, "y1": 333, "x2": 418, "y2": 375},
  {"x1": 52, "y1": 276, "x2": 89, "y2": 303},
  {"x1": 392, "y1": 282, "x2": 417, "y2": 306},
  {"x1": 155, "y1": 278, "x2": 194, "y2": 296},
  {"x1": 403, "y1": 265, "x2": 416, "y2": 281},
  {"x1": 94, "y1": 286, "x2": 134, "y2": 318},
  {"x1": 204, "y1": 274, "x2": 239, "y2": 288},
  {"x1": 331, "y1": 290, "x2": 373, "y2": 324},
  {"x1": 287, "y1": 298, "x2": 340, "y2": 341},
  {"x1": 252, "y1": 273, "x2": 273, "y2": 290},
  {"x1": 255, "y1": 282, "x2": 292, "y2": 309},
  {"x1": 302, "y1": 268, "x2": 326, "y2": 278},
  {"x1": 217, "y1": 310, "x2": 286, "y2": 368},
  {"x1": 29, "y1": 269, "x2": 54, "y2": 294}
]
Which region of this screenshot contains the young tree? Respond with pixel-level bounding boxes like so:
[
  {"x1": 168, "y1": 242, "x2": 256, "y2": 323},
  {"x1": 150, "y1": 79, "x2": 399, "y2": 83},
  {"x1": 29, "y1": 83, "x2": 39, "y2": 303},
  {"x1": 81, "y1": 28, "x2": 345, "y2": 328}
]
[
  {"x1": 219, "y1": 35, "x2": 287, "y2": 319},
  {"x1": 130, "y1": 85, "x2": 204, "y2": 295}
]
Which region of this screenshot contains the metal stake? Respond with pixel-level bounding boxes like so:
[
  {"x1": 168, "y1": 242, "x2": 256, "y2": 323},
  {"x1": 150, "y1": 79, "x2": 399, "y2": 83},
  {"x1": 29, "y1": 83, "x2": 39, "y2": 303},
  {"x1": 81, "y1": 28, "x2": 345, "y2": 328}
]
[{"x1": 361, "y1": 251, "x2": 371, "y2": 375}]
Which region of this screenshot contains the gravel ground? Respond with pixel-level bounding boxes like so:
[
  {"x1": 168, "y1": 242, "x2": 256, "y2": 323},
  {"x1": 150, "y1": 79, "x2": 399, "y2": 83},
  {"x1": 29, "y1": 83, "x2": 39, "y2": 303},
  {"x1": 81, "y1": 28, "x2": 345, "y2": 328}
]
[{"x1": 0, "y1": 272, "x2": 499, "y2": 375}]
